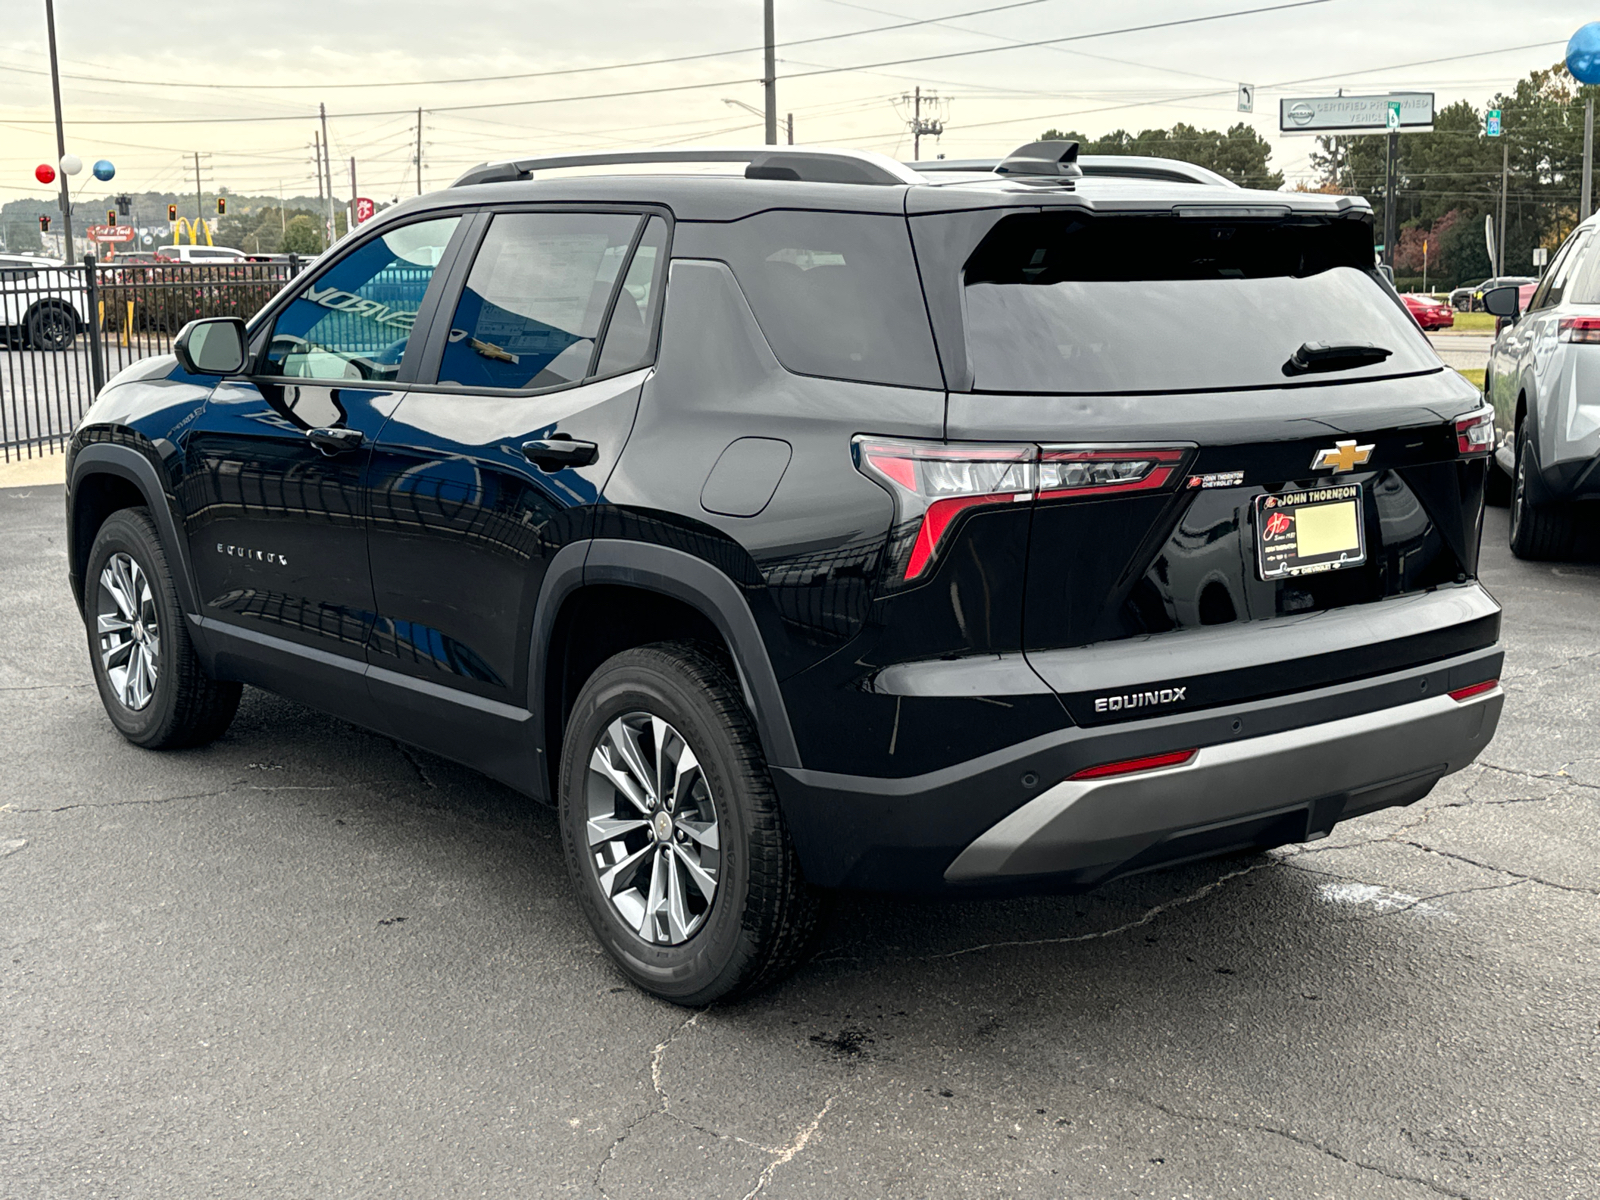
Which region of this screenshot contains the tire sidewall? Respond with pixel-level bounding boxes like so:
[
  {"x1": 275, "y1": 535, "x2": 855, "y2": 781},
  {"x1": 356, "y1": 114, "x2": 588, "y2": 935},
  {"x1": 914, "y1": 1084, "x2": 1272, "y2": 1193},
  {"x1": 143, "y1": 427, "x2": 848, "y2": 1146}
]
[
  {"x1": 559, "y1": 652, "x2": 756, "y2": 1001},
  {"x1": 84, "y1": 511, "x2": 183, "y2": 745}
]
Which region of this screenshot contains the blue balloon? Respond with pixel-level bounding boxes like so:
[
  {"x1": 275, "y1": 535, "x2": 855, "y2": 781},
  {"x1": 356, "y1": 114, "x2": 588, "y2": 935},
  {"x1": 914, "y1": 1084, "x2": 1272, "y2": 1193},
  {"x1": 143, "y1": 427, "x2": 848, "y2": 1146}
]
[
  {"x1": 1568, "y1": 23, "x2": 1600, "y2": 85},
  {"x1": 92, "y1": 159, "x2": 115, "y2": 181}
]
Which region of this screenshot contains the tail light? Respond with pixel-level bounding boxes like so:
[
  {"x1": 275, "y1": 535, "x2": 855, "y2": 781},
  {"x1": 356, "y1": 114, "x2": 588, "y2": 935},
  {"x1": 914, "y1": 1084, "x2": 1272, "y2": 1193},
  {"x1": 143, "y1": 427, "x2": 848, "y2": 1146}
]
[
  {"x1": 1558, "y1": 316, "x2": 1600, "y2": 344},
  {"x1": 854, "y1": 437, "x2": 1190, "y2": 581},
  {"x1": 1454, "y1": 406, "x2": 1494, "y2": 456}
]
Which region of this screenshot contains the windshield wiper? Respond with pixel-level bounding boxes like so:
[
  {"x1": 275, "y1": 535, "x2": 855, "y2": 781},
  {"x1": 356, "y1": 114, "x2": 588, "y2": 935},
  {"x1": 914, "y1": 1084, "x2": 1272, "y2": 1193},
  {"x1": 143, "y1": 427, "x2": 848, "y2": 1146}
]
[{"x1": 1283, "y1": 341, "x2": 1393, "y2": 377}]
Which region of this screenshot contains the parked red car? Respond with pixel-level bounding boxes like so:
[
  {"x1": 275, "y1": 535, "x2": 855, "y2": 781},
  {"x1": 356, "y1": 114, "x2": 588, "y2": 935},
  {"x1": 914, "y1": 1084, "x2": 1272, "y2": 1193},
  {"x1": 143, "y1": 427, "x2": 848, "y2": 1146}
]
[{"x1": 1402, "y1": 293, "x2": 1455, "y2": 330}]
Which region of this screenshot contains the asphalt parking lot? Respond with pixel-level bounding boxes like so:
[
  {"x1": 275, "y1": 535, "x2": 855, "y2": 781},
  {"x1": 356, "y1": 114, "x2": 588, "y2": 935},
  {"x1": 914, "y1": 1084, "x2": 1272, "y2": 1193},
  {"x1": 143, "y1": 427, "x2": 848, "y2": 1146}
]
[{"x1": 2, "y1": 482, "x2": 1595, "y2": 1200}]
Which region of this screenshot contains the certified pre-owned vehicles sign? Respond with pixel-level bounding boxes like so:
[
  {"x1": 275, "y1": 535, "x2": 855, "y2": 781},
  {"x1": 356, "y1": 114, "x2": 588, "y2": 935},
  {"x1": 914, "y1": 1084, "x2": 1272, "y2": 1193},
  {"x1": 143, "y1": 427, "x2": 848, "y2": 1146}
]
[{"x1": 1279, "y1": 93, "x2": 1435, "y2": 135}]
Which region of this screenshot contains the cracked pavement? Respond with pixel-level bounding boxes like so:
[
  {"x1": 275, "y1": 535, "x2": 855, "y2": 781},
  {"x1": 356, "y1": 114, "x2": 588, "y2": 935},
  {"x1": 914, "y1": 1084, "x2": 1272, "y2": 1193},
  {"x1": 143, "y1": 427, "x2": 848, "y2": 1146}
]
[{"x1": 2, "y1": 482, "x2": 1597, "y2": 1199}]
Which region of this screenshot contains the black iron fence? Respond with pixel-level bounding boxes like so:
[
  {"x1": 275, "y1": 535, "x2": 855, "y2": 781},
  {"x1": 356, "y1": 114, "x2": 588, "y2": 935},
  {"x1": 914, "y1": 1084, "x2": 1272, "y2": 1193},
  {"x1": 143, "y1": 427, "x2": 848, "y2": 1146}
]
[{"x1": 1, "y1": 255, "x2": 302, "y2": 462}]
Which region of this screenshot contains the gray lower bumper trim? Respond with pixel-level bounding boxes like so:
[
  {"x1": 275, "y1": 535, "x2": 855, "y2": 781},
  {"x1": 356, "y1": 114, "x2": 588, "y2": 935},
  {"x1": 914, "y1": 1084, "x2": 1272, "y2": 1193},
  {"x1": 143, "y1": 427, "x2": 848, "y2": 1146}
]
[{"x1": 944, "y1": 688, "x2": 1502, "y2": 882}]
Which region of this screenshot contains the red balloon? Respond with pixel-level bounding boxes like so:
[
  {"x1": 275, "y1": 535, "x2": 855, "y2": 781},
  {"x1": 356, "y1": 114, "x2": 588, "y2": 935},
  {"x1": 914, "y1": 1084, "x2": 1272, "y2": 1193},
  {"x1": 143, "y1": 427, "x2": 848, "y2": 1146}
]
[{"x1": 34, "y1": 163, "x2": 56, "y2": 184}]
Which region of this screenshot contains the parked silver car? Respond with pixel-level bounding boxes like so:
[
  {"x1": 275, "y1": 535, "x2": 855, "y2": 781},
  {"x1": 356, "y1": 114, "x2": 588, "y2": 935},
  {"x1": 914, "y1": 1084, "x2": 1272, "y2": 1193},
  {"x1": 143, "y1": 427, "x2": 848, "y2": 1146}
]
[{"x1": 1485, "y1": 219, "x2": 1600, "y2": 559}]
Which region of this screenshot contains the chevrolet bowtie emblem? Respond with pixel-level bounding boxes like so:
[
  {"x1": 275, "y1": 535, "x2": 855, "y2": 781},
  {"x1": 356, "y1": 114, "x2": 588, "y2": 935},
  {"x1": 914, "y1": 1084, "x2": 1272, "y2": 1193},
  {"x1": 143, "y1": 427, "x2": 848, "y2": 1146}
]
[{"x1": 1311, "y1": 440, "x2": 1374, "y2": 473}]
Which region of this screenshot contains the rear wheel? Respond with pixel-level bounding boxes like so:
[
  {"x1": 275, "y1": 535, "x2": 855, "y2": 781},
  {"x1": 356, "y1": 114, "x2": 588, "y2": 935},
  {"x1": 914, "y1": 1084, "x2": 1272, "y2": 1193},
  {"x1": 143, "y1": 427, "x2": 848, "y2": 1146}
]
[
  {"x1": 1509, "y1": 417, "x2": 1579, "y2": 560},
  {"x1": 25, "y1": 303, "x2": 76, "y2": 351},
  {"x1": 84, "y1": 508, "x2": 242, "y2": 748},
  {"x1": 558, "y1": 643, "x2": 821, "y2": 1004}
]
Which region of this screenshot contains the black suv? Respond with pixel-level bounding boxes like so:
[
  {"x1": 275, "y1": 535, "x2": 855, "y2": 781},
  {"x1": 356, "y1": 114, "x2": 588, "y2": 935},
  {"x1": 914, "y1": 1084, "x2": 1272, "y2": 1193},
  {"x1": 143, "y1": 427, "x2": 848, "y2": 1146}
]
[{"x1": 65, "y1": 142, "x2": 1504, "y2": 1003}]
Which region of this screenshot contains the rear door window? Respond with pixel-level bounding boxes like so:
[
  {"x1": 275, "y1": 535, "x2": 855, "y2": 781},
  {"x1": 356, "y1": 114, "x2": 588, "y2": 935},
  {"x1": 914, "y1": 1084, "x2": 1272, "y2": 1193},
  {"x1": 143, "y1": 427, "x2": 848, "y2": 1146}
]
[
  {"x1": 437, "y1": 211, "x2": 642, "y2": 391},
  {"x1": 713, "y1": 210, "x2": 942, "y2": 389},
  {"x1": 961, "y1": 212, "x2": 1436, "y2": 394}
]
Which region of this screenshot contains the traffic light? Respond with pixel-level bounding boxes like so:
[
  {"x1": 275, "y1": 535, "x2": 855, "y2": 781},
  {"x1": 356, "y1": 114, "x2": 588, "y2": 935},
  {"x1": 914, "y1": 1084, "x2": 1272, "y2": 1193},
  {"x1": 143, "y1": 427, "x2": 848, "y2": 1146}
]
[
  {"x1": 39, "y1": 215, "x2": 50, "y2": 232},
  {"x1": 167, "y1": 204, "x2": 177, "y2": 222},
  {"x1": 116, "y1": 194, "x2": 131, "y2": 216},
  {"x1": 216, "y1": 197, "x2": 226, "y2": 215},
  {"x1": 107, "y1": 209, "x2": 117, "y2": 226}
]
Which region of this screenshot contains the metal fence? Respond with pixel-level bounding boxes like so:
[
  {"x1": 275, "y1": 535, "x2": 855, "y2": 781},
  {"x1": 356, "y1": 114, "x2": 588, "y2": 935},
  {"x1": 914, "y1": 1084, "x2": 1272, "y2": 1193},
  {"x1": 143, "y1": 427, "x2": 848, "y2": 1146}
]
[{"x1": 1, "y1": 255, "x2": 301, "y2": 462}]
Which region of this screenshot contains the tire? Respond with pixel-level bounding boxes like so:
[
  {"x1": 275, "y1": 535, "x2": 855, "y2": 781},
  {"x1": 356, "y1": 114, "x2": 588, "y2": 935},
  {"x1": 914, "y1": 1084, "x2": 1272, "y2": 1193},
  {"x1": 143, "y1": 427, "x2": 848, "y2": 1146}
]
[
  {"x1": 25, "y1": 304, "x2": 76, "y2": 352},
  {"x1": 1509, "y1": 417, "x2": 1580, "y2": 561},
  {"x1": 84, "y1": 507, "x2": 242, "y2": 749},
  {"x1": 558, "y1": 642, "x2": 822, "y2": 1005}
]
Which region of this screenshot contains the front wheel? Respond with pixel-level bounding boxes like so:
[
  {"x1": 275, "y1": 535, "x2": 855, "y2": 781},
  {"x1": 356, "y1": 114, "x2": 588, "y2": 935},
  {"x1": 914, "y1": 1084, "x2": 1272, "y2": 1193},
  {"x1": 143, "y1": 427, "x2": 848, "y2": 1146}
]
[
  {"x1": 84, "y1": 508, "x2": 242, "y2": 748},
  {"x1": 558, "y1": 643, "x2": 821, "y2": 1005}
]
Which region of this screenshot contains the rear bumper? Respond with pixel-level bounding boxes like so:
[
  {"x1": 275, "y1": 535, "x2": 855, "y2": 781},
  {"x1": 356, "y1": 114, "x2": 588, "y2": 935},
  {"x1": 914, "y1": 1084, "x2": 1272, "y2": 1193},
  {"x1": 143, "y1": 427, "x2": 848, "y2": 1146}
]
[
  {"x1": 944, "y1": 686, "x2": 1500, "y2": 883},
  {"x1": 772, "y1": 646, "x2": 1503, "y2": 892}
]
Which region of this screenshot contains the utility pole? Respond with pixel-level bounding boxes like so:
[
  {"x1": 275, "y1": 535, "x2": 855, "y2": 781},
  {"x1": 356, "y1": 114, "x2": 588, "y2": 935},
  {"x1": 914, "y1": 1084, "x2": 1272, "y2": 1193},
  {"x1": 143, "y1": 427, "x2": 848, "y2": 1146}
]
[
  {"x1": 1582, "y1": 97, "x2": 1594, "y2": 223},
  {"x1": 193, "y1": 151, "x2": 203, "y2": 221},
  {"x1": 313, "y1": 131, "x2": 323, "y2": 205},
  {"x1": 903, "y1": 87, "x2": 944, "y2": 160},
  {"x1": 1497, "y1": 138, "x2": 1509, "y2": 279},
  {"x1": 319, "y1": 102, "x2": 335, "y2": 247},
  {"x1": 43, "y1": 0, "x2": 74, "y2": 264},
  {"x1": 1382, "y1": 128, "x2": 1398, "y2": 271},
  {"x1": 416, "y1": 107, "x2": 423, "y2": 195},
  {"x1": 348, "y1": 157, "x2": 357, "y2": 229},
  {"x1": 762, "y1": 0, "x2": 776, "y2": 145},
  {"x1": 787, "y1": 113, "x2": 794, "y2": 145}
]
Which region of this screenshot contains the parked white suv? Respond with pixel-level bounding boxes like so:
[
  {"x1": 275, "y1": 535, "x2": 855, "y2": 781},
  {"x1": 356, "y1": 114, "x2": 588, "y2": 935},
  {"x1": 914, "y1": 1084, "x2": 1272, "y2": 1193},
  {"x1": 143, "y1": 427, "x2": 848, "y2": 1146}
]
[
  {"x1": 1485, "y1": 216, "x2": 1600, "y2": 559},
  {"x1": 155, "y1": 245, "x2": 248, "y2": 264},
  {"x1": 0, "y1": 253, "x2": 89, "y2": 351}
]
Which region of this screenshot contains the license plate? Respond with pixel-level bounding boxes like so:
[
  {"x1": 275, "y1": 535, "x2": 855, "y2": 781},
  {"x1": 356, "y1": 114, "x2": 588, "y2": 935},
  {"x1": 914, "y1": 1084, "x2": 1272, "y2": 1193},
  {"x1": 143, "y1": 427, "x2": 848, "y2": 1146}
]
[{"x1": 1254, "y1": 485, "x2": 1366, "y2": 580}]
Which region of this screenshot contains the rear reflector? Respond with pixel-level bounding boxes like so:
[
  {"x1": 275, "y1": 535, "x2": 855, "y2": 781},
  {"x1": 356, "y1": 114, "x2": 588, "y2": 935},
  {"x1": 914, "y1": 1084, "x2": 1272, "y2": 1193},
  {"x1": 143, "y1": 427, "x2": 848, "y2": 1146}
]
[
  {"x1": 1448, "y1": 679, "x2": 1498, "y2": 702},
  {"x1": 1070, "y1": 748, "x2": 1198, "y2": 781}
]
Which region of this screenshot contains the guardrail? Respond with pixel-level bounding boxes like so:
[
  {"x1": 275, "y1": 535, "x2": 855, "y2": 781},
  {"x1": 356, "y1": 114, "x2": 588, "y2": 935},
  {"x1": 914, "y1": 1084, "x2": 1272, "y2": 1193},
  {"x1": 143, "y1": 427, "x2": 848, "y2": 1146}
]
[{"x1": 1, "y1": 255, "x2": 301, "y2": 463}]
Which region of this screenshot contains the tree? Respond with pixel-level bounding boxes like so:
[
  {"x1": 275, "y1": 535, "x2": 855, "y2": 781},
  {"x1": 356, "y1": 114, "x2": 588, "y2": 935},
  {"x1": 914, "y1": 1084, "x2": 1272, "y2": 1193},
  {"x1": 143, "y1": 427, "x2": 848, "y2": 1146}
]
[
  {"x1": 281, "y1": 214, "x2": 324, "y2": 256},
  {"x1": 1041, "y1": 122, "x2": 1282, "y2": 188}
]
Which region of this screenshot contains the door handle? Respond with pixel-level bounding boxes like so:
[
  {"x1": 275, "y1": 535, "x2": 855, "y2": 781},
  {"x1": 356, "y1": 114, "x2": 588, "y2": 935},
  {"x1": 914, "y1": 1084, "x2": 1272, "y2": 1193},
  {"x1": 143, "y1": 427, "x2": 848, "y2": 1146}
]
[
  {"x1": 522, "y1": 436, "x2": 599, "y2": 472},
  {"x1": 306, "y1": 427, "x2": 364, "y2": 456}
]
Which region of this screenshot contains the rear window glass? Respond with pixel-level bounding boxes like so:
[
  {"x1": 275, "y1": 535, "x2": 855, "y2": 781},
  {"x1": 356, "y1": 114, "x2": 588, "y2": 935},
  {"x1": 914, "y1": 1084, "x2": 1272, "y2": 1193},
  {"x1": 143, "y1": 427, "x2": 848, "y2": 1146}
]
[
  {"x1": 962, "y1": 213, "x2": 1436, "y2": 394},
  {"x1": 716, "y1": 210, "x2": 942, "y2": 389}
]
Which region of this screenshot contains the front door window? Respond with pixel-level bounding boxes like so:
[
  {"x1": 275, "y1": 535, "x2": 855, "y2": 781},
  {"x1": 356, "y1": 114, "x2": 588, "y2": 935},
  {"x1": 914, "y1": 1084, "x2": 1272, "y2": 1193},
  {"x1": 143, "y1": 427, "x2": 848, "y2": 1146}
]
[{"x1": 262, "y1": 216, "x2": 459, "y2": 382}]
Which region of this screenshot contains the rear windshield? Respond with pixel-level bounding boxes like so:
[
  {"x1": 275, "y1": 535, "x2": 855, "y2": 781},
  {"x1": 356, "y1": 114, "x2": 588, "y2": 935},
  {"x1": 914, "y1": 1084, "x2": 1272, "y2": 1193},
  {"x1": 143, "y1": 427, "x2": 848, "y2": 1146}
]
[{"x1": 962, "y1": 213, "x2": 1436, "y2": 394}]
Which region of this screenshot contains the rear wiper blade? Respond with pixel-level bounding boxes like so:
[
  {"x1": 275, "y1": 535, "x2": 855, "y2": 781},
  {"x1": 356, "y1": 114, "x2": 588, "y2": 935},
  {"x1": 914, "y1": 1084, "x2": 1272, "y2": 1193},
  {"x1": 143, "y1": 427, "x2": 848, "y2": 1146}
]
[{"x1": 1283, "y1": 341, "x2": 1393, "y2": 377}]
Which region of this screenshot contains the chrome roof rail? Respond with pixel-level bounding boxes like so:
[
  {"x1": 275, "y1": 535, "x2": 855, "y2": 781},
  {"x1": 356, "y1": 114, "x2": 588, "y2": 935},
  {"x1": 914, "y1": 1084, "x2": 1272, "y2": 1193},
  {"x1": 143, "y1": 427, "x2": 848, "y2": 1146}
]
[
  {"x1": 451, "y1": 147, "x2": 923, "y2": 188},
  {"x1": 907, "y1": 154, "x2": 1241, "y2": 188}
]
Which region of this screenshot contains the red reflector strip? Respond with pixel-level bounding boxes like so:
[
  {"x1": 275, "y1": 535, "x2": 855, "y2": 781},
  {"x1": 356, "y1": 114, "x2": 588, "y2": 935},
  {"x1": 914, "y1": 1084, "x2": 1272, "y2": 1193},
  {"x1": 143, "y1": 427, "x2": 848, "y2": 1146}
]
[
  {"x1": 1448, "y1": 679, "x2": 1498, "y2": 702},
  {"x1": 1070, "y1": 748, "x2": 1198, "y2": 781}
]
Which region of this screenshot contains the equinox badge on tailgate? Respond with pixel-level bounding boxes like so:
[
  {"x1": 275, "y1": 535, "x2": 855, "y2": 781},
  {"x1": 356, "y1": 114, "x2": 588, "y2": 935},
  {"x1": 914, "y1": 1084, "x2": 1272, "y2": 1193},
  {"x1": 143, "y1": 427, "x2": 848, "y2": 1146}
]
[{"x1": 1094, "y1": 686, "x2": 1187, "y2": 714}]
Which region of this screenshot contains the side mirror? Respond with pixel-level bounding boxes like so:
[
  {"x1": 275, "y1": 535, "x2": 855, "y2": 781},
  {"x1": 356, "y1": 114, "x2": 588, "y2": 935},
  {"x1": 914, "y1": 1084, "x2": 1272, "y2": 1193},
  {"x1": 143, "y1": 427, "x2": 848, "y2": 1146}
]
[
  {"x1": 1481, "y1": 285, "x2": 1521, "y2": 320},
  {"x1": 173, "y1": 317, "x2": 248, "y2": 375}
]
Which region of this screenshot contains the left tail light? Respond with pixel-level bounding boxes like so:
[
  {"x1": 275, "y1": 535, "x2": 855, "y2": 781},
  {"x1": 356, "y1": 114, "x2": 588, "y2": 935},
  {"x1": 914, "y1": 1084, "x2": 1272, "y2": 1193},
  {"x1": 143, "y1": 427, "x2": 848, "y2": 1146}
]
[
  {"x1": 854, "y1": 437, "x2": 1190, "y2": 581},
  {"x1": 1454, "y1": 406, "x2": 1494, "y2": 456}
]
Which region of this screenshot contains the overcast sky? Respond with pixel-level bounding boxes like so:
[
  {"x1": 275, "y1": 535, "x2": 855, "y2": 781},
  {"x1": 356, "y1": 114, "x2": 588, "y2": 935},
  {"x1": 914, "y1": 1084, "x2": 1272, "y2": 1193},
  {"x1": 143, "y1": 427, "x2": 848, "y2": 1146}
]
[{"x1": 0, "y1": 0, "x2": 1584, "y2": 204}]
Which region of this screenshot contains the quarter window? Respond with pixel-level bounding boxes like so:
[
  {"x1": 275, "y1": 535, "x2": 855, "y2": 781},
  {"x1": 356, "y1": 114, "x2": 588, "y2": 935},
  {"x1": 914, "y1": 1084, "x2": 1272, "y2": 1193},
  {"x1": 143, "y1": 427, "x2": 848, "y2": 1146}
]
[
  {"x1": 437, "y1": 212, "x2": 643, "y2": 390},
  {"x1": 262, "y1": 215, "x2": 460, "y2": 381},
  {"x1": 594, "y1": 215, "x2": 669, "y2": 378}
]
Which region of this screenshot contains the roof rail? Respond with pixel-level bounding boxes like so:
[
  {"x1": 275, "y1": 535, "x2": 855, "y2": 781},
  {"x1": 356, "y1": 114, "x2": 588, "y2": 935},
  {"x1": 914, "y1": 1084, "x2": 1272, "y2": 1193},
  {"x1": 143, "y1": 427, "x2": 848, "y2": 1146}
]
[
  {"x1": 451, "y1": 147, "x2": 923, "y2": 189},
  {"x1": 907, "y1": 154, "x2": 1240, "y2": 188}
]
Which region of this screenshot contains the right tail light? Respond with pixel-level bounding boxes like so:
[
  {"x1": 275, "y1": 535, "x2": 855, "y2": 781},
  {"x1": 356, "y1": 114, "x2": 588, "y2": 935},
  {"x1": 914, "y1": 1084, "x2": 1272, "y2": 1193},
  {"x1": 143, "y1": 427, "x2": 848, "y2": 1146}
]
[
  {"x1": 1558, "y1": 317, "x2": 1600, "y2": 344},
  {"x1": 854, "y1": 436, "x2": 1191, "y2": 581}
]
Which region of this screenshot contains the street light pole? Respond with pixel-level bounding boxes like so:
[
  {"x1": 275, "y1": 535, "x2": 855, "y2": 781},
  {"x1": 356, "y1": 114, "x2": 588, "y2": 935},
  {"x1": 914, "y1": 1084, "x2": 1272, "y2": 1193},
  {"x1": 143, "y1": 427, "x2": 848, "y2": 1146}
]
[
  {"x1": 43, "y1": 0, "x2": 74, "y2": 264},
  {"x1": 1582, "y1": 97, "x2": 1594, "y2": 223},
  {"x1": 762, "y1": 0, "x2": 776, "y2": 145}
]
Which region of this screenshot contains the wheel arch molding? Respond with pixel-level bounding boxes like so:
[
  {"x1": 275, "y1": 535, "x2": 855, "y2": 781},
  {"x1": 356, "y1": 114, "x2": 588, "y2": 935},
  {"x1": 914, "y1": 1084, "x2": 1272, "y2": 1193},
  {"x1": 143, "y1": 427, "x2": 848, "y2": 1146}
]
[
  {"x1": 529, "y1": 538, "x2": 802, "y2": 799},
  {"x1": 68, "y1": 437, "x2": 202, "y2": 621}
]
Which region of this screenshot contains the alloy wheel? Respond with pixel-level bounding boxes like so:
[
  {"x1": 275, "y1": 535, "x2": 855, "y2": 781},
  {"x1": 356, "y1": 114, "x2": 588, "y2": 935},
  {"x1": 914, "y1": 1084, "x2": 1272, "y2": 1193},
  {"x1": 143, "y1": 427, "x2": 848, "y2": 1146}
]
[
  {"x1": 585, "y1": 711, "x2": 720, "y2": 945},
  {"x1": 96, "y1": 551, "x2": 160, "y2": 711}
]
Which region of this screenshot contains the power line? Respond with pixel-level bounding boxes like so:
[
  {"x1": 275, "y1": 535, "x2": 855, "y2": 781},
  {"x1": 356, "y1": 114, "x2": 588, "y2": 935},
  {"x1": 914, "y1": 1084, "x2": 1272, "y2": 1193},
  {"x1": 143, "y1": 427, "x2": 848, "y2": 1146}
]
[{"x1": 0, "y1": 0, "x2": 1330, "y2": 126}]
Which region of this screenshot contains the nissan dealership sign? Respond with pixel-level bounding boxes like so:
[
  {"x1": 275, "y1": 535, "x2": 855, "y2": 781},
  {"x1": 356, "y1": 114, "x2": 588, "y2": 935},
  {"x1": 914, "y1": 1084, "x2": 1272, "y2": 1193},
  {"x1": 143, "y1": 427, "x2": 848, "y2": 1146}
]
[{"x1": 1279, "y1": 93, "x2": 1435, "y2": 135}]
